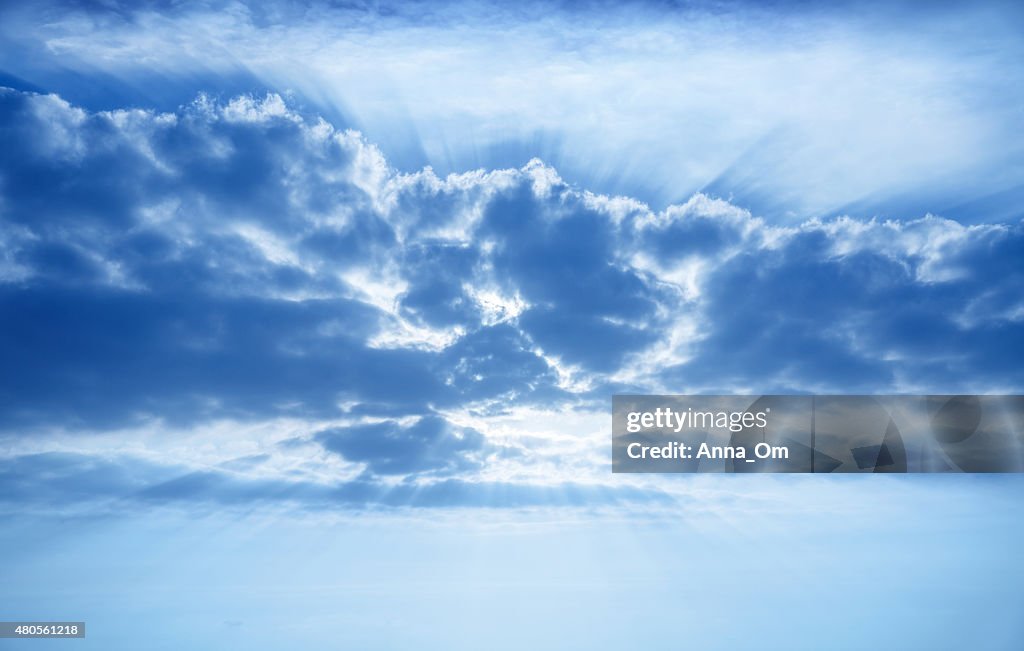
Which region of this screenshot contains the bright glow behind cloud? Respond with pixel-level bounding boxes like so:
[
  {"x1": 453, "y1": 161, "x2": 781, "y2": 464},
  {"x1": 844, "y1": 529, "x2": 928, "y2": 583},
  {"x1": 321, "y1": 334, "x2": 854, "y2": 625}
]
[{"x1": 2, "y1": 1, "x2": 1023, "y2": 219}]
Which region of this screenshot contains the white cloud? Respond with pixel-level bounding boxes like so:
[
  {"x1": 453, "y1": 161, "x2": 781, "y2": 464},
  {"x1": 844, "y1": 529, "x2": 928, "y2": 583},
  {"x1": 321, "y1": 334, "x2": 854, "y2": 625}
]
[
  {"x1": 464, "y1": 283, "x2": 528, "y2": 326},
  {"x1": 222, "y1": 93, "x2": 295, "y2": 123}
]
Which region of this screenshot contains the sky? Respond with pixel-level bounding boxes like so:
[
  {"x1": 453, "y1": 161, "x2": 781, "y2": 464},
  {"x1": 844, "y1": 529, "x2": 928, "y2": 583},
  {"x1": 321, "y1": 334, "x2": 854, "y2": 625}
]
[{"x1": 1, "y1": 1, "x2": 1023, "y2": 649}]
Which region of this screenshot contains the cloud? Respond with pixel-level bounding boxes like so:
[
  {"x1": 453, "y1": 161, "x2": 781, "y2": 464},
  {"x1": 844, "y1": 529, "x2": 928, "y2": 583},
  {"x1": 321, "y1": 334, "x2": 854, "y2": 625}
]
[
  {"x1": 1, "y1": 87, "x2": 1022, "y2": 408},
  {"x1": 652, "y1": 216, "x2": 1024, "y2": 394},
  {"x1": 0, "y1": 286, "x2": 455, "y2": 428},
  {"x1": 0, "y1": 452, "x2": 179, "y2": 505},
  {"x1": 316, "y1": 415, "x2": 490, "y2": 477},
  {"x1": 1, "y1": 88, "x2": 1023, "y2": 508}
]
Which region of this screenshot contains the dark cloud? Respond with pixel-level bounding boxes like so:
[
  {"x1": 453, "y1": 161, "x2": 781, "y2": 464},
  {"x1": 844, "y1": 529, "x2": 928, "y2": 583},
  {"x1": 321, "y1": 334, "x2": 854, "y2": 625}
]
[
  {"x1": 398, "y1": 241, "x2": 481, "y2": 328},
  {"x1": 662, "y1": 222, "x2": 1024, "y2": 392},
  {"x1": 0, "y1": 286, "x2": 445, "y2": 428},
  {"x1": 480, "y1": 183, "x2": 670, "y2": 371},
  {"x1": 316, "y1": 415, "x2": 489, "y2": 477}
]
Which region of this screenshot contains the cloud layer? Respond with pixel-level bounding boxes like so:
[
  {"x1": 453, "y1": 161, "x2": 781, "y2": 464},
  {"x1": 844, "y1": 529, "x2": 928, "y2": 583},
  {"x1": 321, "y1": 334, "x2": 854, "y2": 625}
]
[{"x1": 1, "y1": 88, "x2": 1022, "y2": 510}]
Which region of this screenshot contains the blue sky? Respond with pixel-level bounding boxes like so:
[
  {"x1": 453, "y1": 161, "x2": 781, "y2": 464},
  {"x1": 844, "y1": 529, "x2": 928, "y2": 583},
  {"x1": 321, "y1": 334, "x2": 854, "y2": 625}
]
[{"x1": 1, "y1": 1, "x2": 1023, "y2": 649}]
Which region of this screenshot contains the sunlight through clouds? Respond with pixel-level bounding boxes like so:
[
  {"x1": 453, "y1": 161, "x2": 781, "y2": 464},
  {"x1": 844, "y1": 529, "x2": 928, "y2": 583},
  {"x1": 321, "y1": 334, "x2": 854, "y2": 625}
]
[
  {"x1": 2, "y1": 5, "x2": 1023, "y2": 648},
  {"x1": 3, "y1": 2, "x2": 1023, "y2": 218},
  {"x1": 1, "y1": 86, "x2": 1022, "y2": 512}
]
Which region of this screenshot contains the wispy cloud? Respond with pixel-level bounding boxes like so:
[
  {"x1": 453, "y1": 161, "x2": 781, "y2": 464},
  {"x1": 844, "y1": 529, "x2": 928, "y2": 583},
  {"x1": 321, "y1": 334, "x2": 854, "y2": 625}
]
[{"x1": 2, "y1": 1, "x2": 1023, "y2": 218}]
